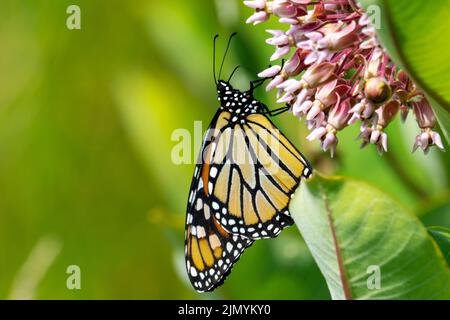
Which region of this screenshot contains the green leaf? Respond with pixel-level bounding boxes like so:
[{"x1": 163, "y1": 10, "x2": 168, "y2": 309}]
[
  {"x1": 290, "y1": 174, "x2": 450, "y2": 299},
  {"x1": 358, "y1": 0, "x2": 450, "y2": 141},
  {"x1": 419, "y1": 196, "x2": 450, "y2": 229},
  {"x1": 428, "y1": 227, "x2": 450, "y2": 267}
]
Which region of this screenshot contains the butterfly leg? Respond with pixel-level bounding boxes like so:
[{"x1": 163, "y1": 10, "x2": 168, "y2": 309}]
[
  {"x1": 263, "y1": 104, "x2": 291, "y2": 116},
  {"x1": 249, "y1": 78, "x2": 268, "y2": 91},
  {"x1": 249, "y1": 59, "x2": 285, "y2": 92}
]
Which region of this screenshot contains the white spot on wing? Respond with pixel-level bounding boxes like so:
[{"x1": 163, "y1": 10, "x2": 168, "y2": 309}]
[
  {"x1": 208, "y1": 182, "x2": 213, "y2": 194},
  {"x1": 195, "y1": 198, "x2": 203, "y2": 211},
  {"x1": 203, "y1": 204, "x2": 211, "y2": 220},
  {"x1": 196, "y1": 226, "x2": 206, "y2": 238}
]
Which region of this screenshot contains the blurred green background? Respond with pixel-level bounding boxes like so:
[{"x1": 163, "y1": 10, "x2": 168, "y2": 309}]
[{"x1": 0, "y1": 0, "x2": 448, "y2": 299}]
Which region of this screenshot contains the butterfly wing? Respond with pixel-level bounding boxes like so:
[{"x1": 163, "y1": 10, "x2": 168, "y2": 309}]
[
  {"x1": 185, "y1": 189, "x2": 253, "y2": 292},
  {"x1": 185, "y1": 110, "x2": 253, "y2": 292},
  {"x1": 206, "y1": 112, "x2": 312, "y2": 240}
]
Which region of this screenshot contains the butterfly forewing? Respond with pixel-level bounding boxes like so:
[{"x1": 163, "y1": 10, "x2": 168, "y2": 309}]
[{"x1": 207, "y1": 110, "x2": 312, "y2": 240}]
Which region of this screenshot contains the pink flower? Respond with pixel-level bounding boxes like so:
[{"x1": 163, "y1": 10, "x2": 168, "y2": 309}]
[
  {"x1": 301, "y1": 62, "x2": 337, "y2": 88},
  {"x1": 318, "y1": 21, "x2": 359, "y2": 52},
  {"x1": 364, "y1": 77, "x2": 392, "y2": 105},
  {"x1": 272, "y1": 1, "x2": 299, "y2": 18},
  {"x1": 246, "y1": 11, "x2": 269, "y2": 25},
  {"x1": 258, "y1": 65, "x2": 281, "y2": 78},
  {"x1": 413, "y1": 130, "x2": 444, "y2": 154},
  {"x1": 243, "y1": 0, "x2": 265, "y2": 9},
  {"x1": 358, "y1": 101, "x2": 399, "y2": 154},
  {"x1": 297, "y1": 31, "x2": 333, "y2": 65},
  {"x1": 284, "y1": 49, "x2": 308, "y2": 76},
  {"x1": 245, "y1": 0, "x2": 445, "y2": 156},
  {"x1": 306, "y1": 99, "x2": 351, "y2": 157},
  {"x1": 412, "y1": 98, "x2": 444, "y2": 153},
  {"x1": 348, "y1": 97, "x2": 375, "y2": 124},
  {"x1": 328, "y1": 99, "x2": 352, "y2": 131},
  {"x1": 302, "y1": 80, "x2": 349, "y2": 123},
  {"x1": 413, "y1": 97, "x2": 436, "y2": 129},
  {"x1": 266, "y1": 25, "x2": 305, "y2": 60}
]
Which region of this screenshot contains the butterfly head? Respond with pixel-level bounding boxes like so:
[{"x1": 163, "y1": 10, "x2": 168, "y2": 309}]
[
  {"x1": 217, "y1": 80, "x2": 233, "y2": 93},
  {"x1": 217, "y1": 80, "x2": 259, "y2": 113},
  {"x1": 213, "y1": 34, "x2": 264, "y2": 116},
  {"x1": 216, "y1": 80, "x2": 238, "y2": 105}
]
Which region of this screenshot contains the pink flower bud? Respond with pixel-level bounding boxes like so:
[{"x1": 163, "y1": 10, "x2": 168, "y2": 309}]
[
  {"x1": 376, "y1": 100, "x2": 399, "y2": 128},
  {"x1": 266, "y1": 35, "x2": 289, "y2": 46},
  {"x1": 273, "y1": 1, "x2": 298, "y2": 18},
  {"x1": 270, "y1": 46, "x2": 291, "y2": 60},
  {"x1": 258, "y1": 65, "x2": 282, "y2": 78},
  {"x1": 283, "y1": 79, "x2": 304, "y2": 93},
  {"x1": 318, "y1": 21, "x2": 359, "y2": 51},
  {"x1": 265, "y1": 75, "x2": 284, "y2": 91},
  {"x1": 302, "y1": 62, "x2": 337, "y2": 88},
  {"x1": 315, "y1": 80, "x2": 349, "y2": 108},
  {"x1": 279, "y1": 17, "x2": 299, "y2": 24},
  {"x1": 289, "y1": 0, "x2": 310, "y2": 4},
  {"x1": 307, "y1": 126, "x2": 327, "y2": 141},
  {"x1": 293, "y1": 99, "x2": 312, "y2": 118},
  {"x1": 284, "y1": 49, "x2": 306, "y2": 76},
  {"x1": 246, "y1": 11, "x2": 269, "y2": 25},
  {"x1": 396, "y1": 70, "x2": 410, "y2": 86},
  {"x1": 364, "y1": 77, "x2": 392, "y2": 104},
  {"x1": 277, "y1": 92, "x2": 294, "y2": 103},
  {"x1": 413, "y1": 98, "x2": 436, "y2": 129},
  {"x1": 306, "y1": 101, "x2": 323, "y2": 121},
  {"x1": 322, "y1": 132, "x2": 338, "y2": 157},
  {"x1": 328, "y1": 99, "x2": 351, "y2": 130},
  {"x1": 413, "y1": 128, "x2": 444, "y2": 153},
  {"x1": 243, "y1": 0, "x2": 266, "y2": 9}
]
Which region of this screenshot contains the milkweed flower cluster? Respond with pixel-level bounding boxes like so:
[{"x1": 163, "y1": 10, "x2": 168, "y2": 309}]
[{"x1": 244, "y1": 0, "x2": 444, "y2": 156}]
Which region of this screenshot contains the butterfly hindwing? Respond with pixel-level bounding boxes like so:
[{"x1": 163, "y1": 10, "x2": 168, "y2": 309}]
[{"x1": 185, "y1": 190, "x2": 253, "y2": 292}]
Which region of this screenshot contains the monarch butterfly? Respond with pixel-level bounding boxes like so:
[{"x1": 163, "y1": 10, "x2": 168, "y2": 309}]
[{"x1": 185, "y1": 34, "x2": 312, "y2": 292}]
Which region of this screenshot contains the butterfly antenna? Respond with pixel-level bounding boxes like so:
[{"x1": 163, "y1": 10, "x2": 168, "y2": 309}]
[
  {"x1": 213, "y1": 34, "x2": 219, "y2": 85},
  {"x1": 227, "y1": 65, "x2": 240, "y2": 82},
  {"x1": 218, "y1": 32, "x2": 237, "y2": 81}
]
